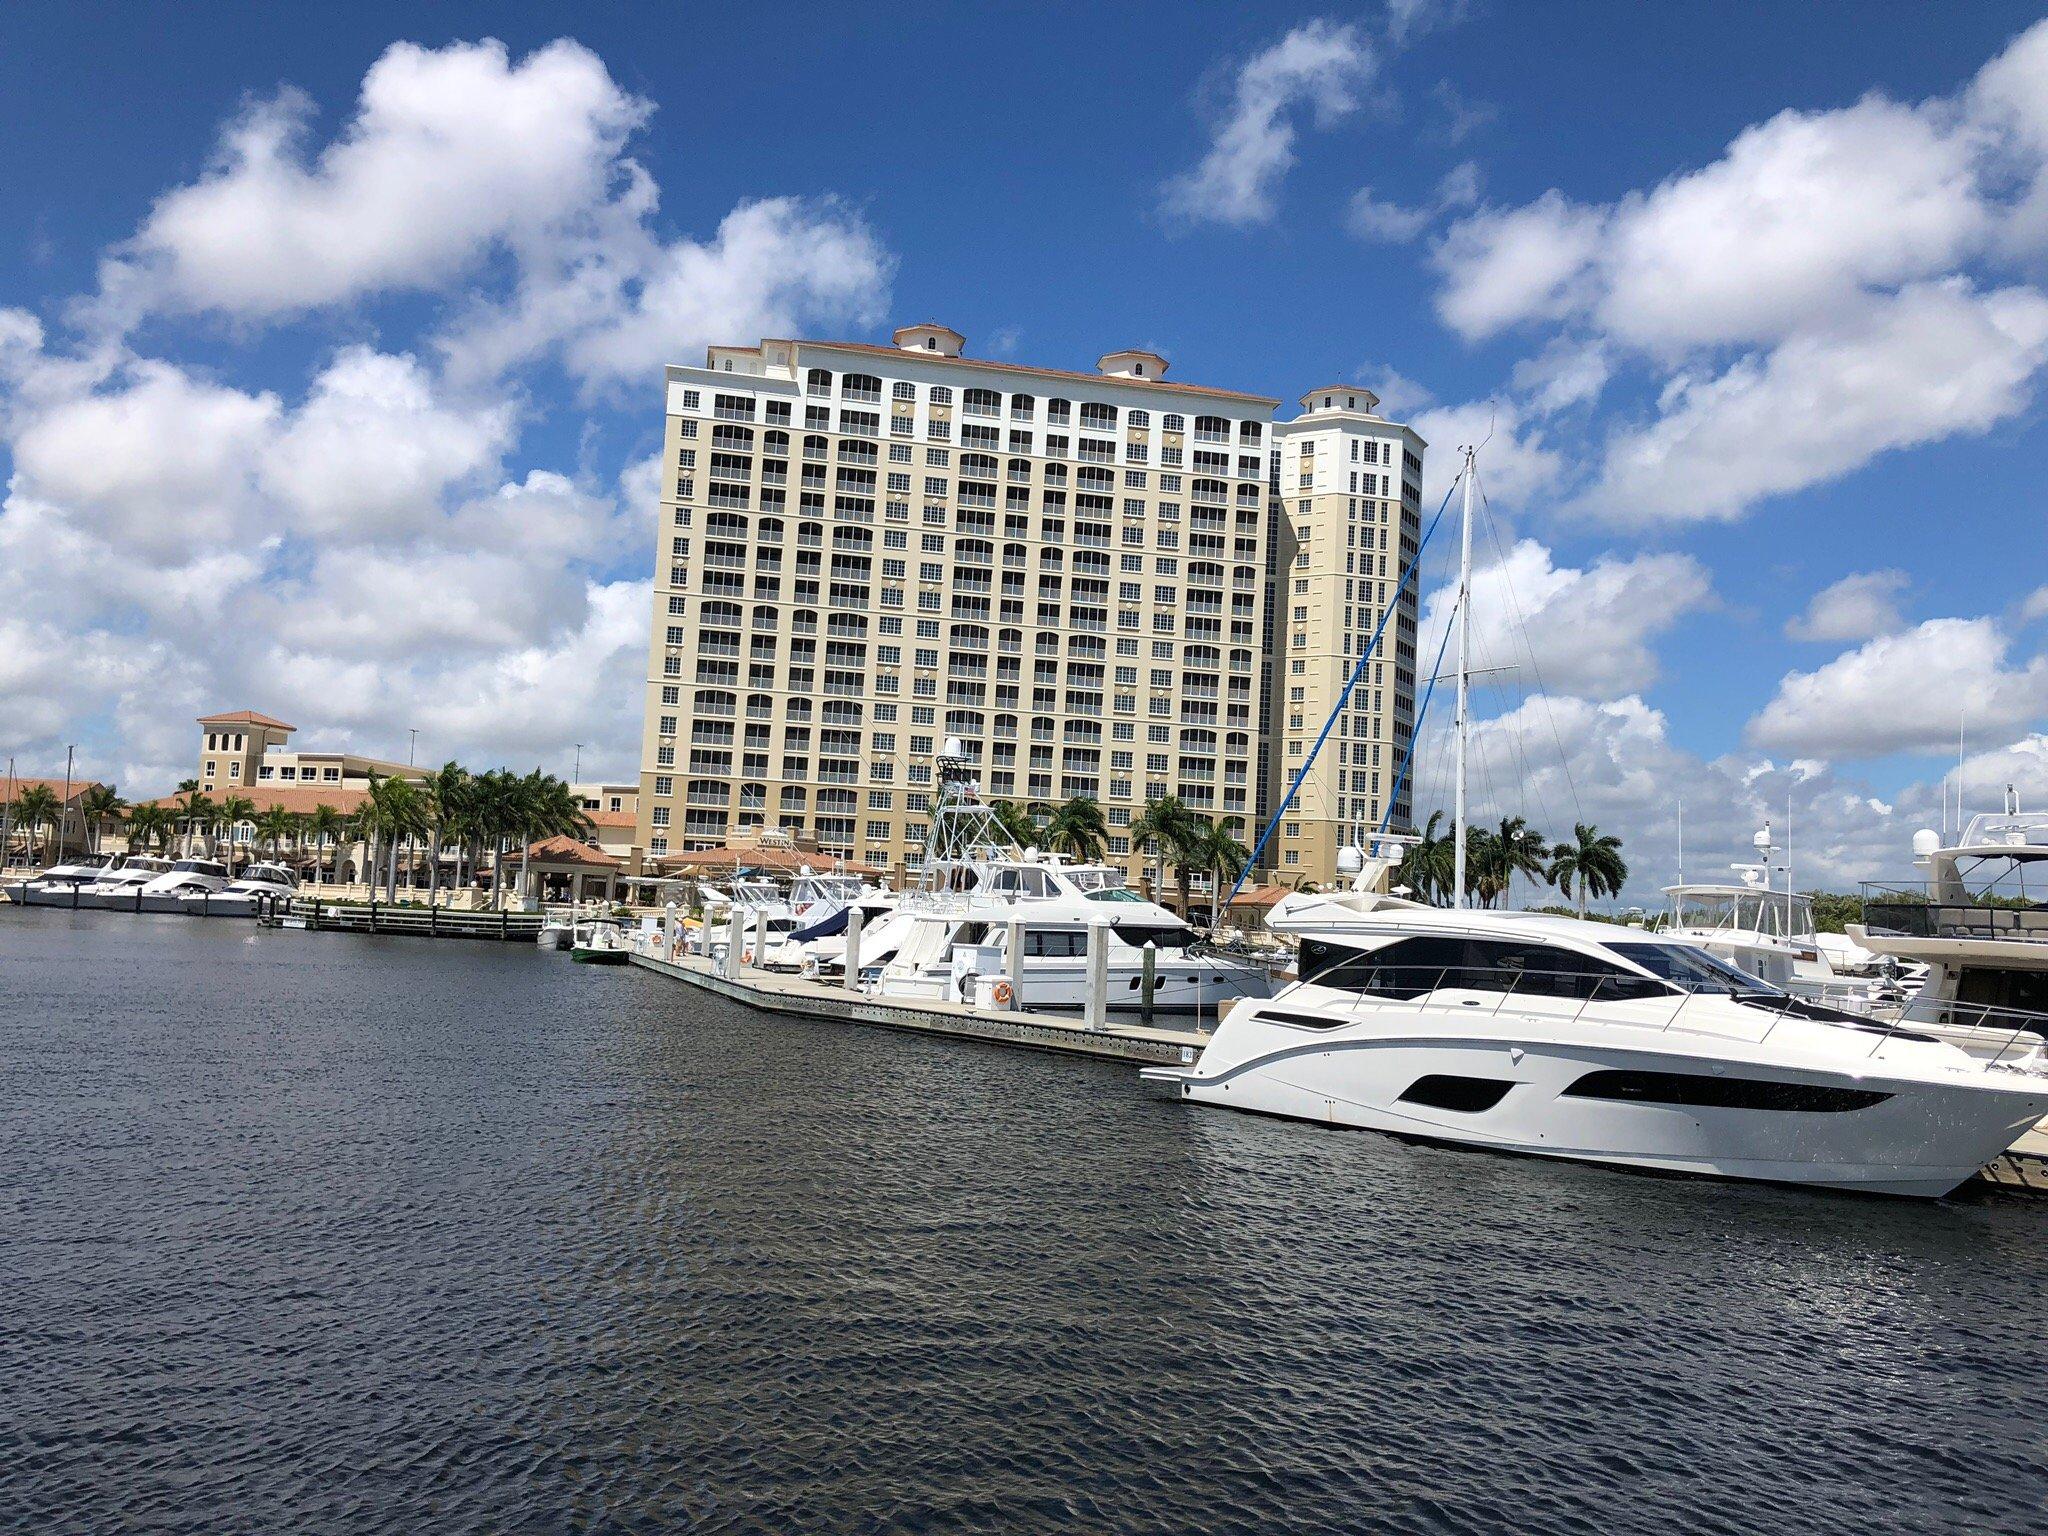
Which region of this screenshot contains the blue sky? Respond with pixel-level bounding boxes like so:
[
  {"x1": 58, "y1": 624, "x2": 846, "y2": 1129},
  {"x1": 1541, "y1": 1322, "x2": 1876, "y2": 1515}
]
[{"x1": 3, "y1": 1, "x2": 2047, "y2": 896}]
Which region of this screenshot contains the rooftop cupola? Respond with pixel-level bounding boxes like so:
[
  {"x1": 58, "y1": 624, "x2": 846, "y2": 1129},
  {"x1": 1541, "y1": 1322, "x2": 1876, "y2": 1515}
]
[
  {"x1": 1299, "y1": 386, "x2": 1380, "y2": 415},
  {"x1": 893, "y1": 323, "x2": 965, "y2": 357},
  {"x1": 1097, "y1": 348, "x2": 1169, "y2": 381}
]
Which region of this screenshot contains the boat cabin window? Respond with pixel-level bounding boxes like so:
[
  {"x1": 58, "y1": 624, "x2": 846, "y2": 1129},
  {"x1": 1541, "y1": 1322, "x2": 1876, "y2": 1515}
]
[
  {"x1": 1300, "y1": 936, "x2": 1668, "y2": 1002},
  {"x1": 986, "y1": 866, "x2": 1050, "y2": 898},
  {"x1": 1607, "y1": 942, "x2": 1770, "y2": 995},
  {"x1": 1111, "y1": 924, "x2": 1192, "y2": 950},
  {"x1": 1021, "y1": 928, "x2": 1088, "y2": 957}
]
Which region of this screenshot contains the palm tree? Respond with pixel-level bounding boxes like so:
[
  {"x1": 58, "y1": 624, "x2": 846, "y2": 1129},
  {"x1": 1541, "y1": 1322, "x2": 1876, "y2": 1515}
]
[
  {"x1": 1188, "y1": 816, "x2": 1250, "y2": 926},
  {"x1": 126, "y1": 803, "x2": 174, "y2": 855},
  {"x1": 304, "y1": 804, "x2": 344, "y2": 887},
  {"x1": 508, "y1": 770, "x2": 592, "y2": 907},
  {"x1": 78, "y1": 785, "x2": 128, "y2": 855},
  {"x1": 13, "y1": 784, "x2": 60, "y2": 864},
  {"x1": 989, "y1": 799, "x2": 1041, "y2": 851},
  {"x1": 1469, "y1": 815, "x2": 1548, "y2": 908},
  {"x1": 1549, "y1": 822, "x2": 1628, "y2": 916},
  {"x1": 361, "y1": 776, "x2": 429, "y2": 900},
  {"x1": 216, "y1": 795, "x2": 258, "y2": 870},
  {"x1": 1130, "y1": 795, "x2": 1202, "y2": 910},
  {"x1": 172, "y1": 785, "x2": 212, "y2": 857},
  {"x1": 1039, "y1": 796, "x2": 1108, "y2": 863},
  {"x1": 1398, "y1": 811, "x2": 1456, "y2": 905},
  {"x1": 423, "y1": 761, "x2": 471, "y2": 907},
  {"x1": 255, "y1": 806, "x2": 299, "y2": 866}
]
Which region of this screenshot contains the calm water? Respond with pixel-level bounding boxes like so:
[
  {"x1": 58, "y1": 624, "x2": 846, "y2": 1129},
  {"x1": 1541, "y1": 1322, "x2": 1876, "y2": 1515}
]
[{"x1": 4, "y1": 907, "x2": 2046, "y2": 1534}]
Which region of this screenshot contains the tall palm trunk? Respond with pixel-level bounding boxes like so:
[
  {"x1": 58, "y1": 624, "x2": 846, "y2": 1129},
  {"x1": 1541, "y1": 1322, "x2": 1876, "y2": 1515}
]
[{"x1": 428, "y1": 831, "x2": 442, "y2": 906}]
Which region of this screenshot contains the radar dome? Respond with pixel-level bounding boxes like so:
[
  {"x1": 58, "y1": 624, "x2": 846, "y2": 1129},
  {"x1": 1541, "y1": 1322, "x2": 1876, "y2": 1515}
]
[
  {"x1": 942, "y1": 735, "x2": 965, "y2": 758},
  {"x1": 1911, "y1": 828, "x2": 1940, "y2": 860},
  {"x1": 1336, "y1": 845, "x2": 1365, "y2": 876}
]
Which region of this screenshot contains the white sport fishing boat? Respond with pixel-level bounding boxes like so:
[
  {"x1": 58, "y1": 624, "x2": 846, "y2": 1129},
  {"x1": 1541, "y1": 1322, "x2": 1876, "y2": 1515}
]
[
  {"x1": 136, "y1": 858, "x2": 232, "y2": 913},
  {"x1": 818, "y1": 742, "x2": 1275, "y2": 1013},
  {"x1": 12, "y1": 853, "x2": 116, "y2": 906},
  {"x1": 1661, "y1": 830, "x2": 1905, "y2": 1012},
  {"x1": 77, "y1": 855, "x2": 178, "y2": 909},
  {"x1": 175, "y1": 861, "x2": 296, "y2": 916}
]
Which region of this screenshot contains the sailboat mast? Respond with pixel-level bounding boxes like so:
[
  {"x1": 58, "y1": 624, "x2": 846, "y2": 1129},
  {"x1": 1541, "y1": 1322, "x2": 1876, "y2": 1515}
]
[{"x1": 1451, "y1": 445, "x2": 1475, "y2": 911}]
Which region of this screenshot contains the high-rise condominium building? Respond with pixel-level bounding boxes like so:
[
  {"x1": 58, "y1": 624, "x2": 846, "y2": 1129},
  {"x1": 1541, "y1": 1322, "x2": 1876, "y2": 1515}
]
[{"x1": 634, "y1": 325, "x2": 1422, "y2": 897}]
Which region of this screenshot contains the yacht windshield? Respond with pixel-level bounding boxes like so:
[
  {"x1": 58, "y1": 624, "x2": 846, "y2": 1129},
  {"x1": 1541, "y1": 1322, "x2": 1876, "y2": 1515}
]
[
  {"x1": 1066, "y1": 868, "x2": 1127, "y2": 893},
  {"x1": 1609, "y1": 942, "x2": 1775, "y2": 994}
]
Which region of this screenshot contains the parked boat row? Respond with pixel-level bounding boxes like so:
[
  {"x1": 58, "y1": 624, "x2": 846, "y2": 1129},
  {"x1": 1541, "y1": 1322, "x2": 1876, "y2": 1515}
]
[{"x1": 5, "y1": 853, "x2": 296, "y2": 914}]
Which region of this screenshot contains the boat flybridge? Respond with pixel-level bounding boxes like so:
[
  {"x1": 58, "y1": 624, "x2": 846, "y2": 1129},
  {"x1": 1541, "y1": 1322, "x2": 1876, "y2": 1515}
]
[
  {"x1": 1851, "y1": 799, "x2": 2048, "y2": 1059},
  {"x1": 77, "y1": 855, "x2": 177, "y2": 908},
  {"x1": 1660, "y1": 824, "x2": 1902, "y2": 1010},
  {"x1": 808, "y1": 742, "x2": 1275, "y2": 1013},
  {"x1": 1144, "y1": 444, "x2": 2048, "y2": 1197}
]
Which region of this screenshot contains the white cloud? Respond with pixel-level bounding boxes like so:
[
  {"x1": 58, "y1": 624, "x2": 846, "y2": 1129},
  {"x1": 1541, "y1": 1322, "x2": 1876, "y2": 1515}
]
[
  {"x1": 1426, "y1": 20, "x2": 2048, "y2": 526},
  {"x1": 1746, "y1": 616, "x2": 2048, "y2": 758},
  {"x1": 2020, "y1": 586, "x2": 2048, "y2": 624},
  {"x1": 1575, "y1": 281, "x2": 2048, "y2": 524},
  {"x1": 1431, "y1": 190, "x2": 1606, "y2": 339},
  {"x1": 1785, "y1": 569, "x2": 1910, "y2": 643},
  {"x1": 1417, "y1": 692, "x2": 1953, "y2": 901},
  {"x1": 1345, "y1": 160, "x2": 1478, "y2": 243},
  {"x1": 1407, "y1": 395, "x2": 1563, "y2": 513},
  {"x1": 1507, "y1": 336, "x2": 1609, "y2": 414},
  {"x1": 259, "y1": 347, "x2": 515, "y2": 540},
  {"x1": 1161, "y1": 20, "x2": 1377, "y2": 227},
  {"x1": 109, "y1": 39, "x2": 648, "y2": 320},
  {"x1": 1420, "y1": 539, "x2": 1714, "y2": 699}
]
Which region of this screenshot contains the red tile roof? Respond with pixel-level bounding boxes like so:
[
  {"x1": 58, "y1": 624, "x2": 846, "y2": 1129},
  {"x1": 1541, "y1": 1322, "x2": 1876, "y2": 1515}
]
[
  {"x1": 658, "y1": 845, "x2": 881, "y2": 876},
  {"x1": 198, "y1": 709, "x2": 296, "y2": 730},
  {"x1": 1227, "y1": 883, "x2": 1298, "y2": 909},
  {"x1": 795, "y1": 339, "x2": 1282, "y2": 406},
  {"x1": 139, "y1": 786, "x2": 369, "y2": 815},
  {"x1": 587, "y1": 810, "x2": 636, "y2": 829},
  {"x1": 1, "y1": 777, "x2": 104, "y2": 805},
  {"x1": 522, "y1": 835, "x2": 623, "y2": 868}
]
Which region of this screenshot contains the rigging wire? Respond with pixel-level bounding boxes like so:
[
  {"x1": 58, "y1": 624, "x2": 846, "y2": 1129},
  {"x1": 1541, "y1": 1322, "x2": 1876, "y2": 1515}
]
[{"x1": 1221, "y1": 472, "x2": 1462, "y2": 912}]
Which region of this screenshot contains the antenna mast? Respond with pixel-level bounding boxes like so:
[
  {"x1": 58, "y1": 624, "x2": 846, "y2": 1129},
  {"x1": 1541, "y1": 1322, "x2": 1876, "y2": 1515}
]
[{"x1": 1451, "y1": 445, "x2": 1475, "y2": 910}]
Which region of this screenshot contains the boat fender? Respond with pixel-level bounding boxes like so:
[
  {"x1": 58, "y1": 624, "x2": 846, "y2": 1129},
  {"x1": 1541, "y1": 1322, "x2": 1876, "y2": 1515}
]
[
  {"x1": 742, "y1": 949, "x2": 753, "y2": 964},
  {"x1": 991, "y1": 979, "x2": 1014, "y2": 1006}
]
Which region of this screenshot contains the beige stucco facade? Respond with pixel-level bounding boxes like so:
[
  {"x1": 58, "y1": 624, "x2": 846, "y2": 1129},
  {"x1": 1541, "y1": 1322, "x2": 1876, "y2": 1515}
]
[{"x1": 634, "y1": 330, "x2": 1421, "y2": 893}]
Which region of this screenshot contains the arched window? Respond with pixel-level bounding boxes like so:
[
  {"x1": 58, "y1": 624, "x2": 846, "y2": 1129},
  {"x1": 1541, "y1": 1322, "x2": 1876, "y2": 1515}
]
[
  {"x1": 963, "y1": 387, "x2": 1001, "y2": 416},
  {"x1": 803, "y1": 433, "x2": 828, "y2": 459},
  {"x1": 1163, "y1": 413, "x2": 1185, "y2": 432},
  {"x1": 843, "y1": 372, "x2": 882, "y2": 402},
  {"x1": 1128, "y1": 409, "x2": 1150, "y2": 429},
  {"x1": 806, "y1": 367, "x2": 832, "y2": 396},
  {"x1": 687, "y1": 779, "x2": 729, "y2": 803},
  {"x1": 702, "y1": 601, "x2": 743, "y2": 627}
]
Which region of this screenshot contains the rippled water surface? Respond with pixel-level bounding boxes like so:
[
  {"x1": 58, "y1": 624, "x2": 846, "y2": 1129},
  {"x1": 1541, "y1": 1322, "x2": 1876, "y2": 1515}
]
[{"x1": 5, "y1": 908, "x2": 2047, "y2": 1533}]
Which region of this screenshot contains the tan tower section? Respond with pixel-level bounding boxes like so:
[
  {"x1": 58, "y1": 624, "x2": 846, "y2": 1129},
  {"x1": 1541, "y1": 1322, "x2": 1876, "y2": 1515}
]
[{"x1": 635, "y1": 335, "x2": 1423, "y2": 897}]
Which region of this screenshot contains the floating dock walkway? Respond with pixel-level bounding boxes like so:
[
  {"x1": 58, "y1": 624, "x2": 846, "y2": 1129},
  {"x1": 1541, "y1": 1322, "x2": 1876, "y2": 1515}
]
[
  {"x1": 628, "y1": 949, "x2": 1208, "y2": 1066},
  {"x1": 261, "y1": 898, "x2": 544, "y2": 942}
]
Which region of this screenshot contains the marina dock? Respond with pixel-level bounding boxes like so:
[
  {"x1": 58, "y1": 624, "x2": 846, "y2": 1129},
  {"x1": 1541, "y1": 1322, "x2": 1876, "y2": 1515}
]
[
  {"x1": 260, "y1": 898, "x2": 545, "y2": 942},
  {"x1": 630, "y1": 949, "x2": 1209, "y2": 1066}
]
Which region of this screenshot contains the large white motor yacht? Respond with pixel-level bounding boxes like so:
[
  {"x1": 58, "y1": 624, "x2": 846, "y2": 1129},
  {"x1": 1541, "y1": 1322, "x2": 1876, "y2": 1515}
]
[
  {"x1": 136, "y1": 858, "x2": 233, "y2": 913},
  {"x1": 1144, "y1": 902, "x2": 2048, "y2": 1198},
  {"x1": 1851, "y1": 804, "x2": 2048, "y2": 1059},
  {"x1": 13, "y1": 854, "x2": 116, "y2": 906},
  {"x1": 177, "y1": 861, "x2": 297, "y2": 916},
  {"x1": 78, "y1": 855, "x2": 178, "y2": 909}
]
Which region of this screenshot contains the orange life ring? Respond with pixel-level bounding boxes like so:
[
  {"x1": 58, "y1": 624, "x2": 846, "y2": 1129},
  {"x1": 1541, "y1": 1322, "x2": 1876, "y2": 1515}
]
[{"x1": 991, "y1": 979, "x2": 1014, "y2": 1005}]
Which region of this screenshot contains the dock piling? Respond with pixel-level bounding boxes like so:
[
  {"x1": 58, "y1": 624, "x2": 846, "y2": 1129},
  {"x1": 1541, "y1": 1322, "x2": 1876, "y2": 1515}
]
[
  {"x1": 844, "y1": 907, "x2": 864, "y2": 993},
  {"x1": 1006, "y1": 916, "x2": 1023, "y2": 1011},
  {"x1": 1085, "y1": 919, "x2": 1108, "y2": 1032}
]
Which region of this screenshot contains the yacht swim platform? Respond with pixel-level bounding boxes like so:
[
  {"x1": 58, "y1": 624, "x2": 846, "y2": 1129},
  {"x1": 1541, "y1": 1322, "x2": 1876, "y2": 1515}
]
[{"x1": 628, "y1": 948, "x2": 1210, "y2": 1066}]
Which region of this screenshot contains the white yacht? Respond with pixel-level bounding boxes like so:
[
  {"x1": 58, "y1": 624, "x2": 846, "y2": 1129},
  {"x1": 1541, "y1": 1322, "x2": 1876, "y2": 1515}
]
[
  {"x1": 1850, "y1": 802, "x2": 2048, "y2": 1059},
  {"x1": 177, "y1": 861, "x2": 296, "y2": 916},
  {"x1": 815, "y1": 749, "x2": 1275, "y2": 1013},
  {"x1": 78, "y1": 855, "x2": 178, "y2": 909},
  {"x1": 13, "y1": 853, "x2": 115, "y2": 906},
  {"x1": 1143, "y1": 903, "x2": 2048, "y2": 1197},
  {"x1": 1661, "y1": 845, "x2": 1902, "y2": 1011},
  {"x1": 136, "y1": 858, "x2": 232, "y2": 913},
  {"x1": 701, "y1": 876, "x2": 800, "y2": 965}
]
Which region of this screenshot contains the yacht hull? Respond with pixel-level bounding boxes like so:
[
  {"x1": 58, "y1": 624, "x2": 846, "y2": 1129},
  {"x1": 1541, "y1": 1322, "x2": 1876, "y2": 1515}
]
[
  {"x1": 14, "y1": 884, "x2": 96, "y2": 908},
  {"x1": 1157, "y1": 1033, "x2": 2048, "y2": 1197}
]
